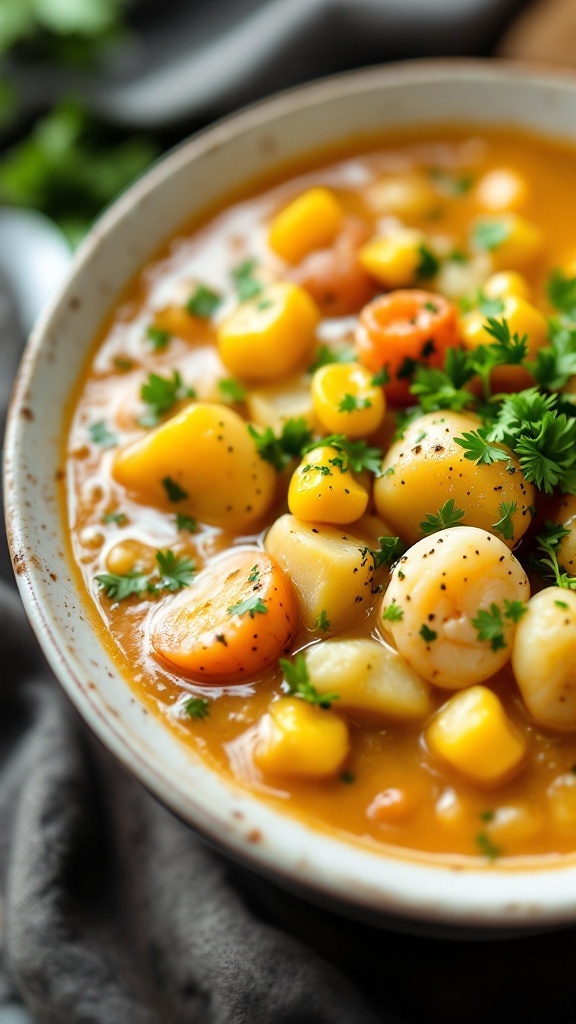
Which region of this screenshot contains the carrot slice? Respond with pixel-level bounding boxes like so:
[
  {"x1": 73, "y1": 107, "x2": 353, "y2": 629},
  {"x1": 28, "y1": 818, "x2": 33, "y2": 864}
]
[
  {"x1": 355, "y1": 289, "x2": 459, "y2": 405},
  {"x1": 150, "y1": 550, "x2": 299, "y2": 682}
]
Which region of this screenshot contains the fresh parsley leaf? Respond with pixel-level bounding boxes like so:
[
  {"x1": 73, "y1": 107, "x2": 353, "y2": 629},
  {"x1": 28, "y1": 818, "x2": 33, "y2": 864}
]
[
  {"x1": 218, "y1": 378, "x2": 246, "y2": 403},
  {"x1": 476, "y1": 832, "x2": 501, "y2": 860},
  {"x1": 416, "y1": 243, "x2": 439, "y2": 279},
  {"x1": 338, "y1": 393, "x2": 372, "y2": 413},
  {"x1": 113, "y1": 357, "x2": 133, "y2": 371},
  {"x1": 471, "y1": 218, "x2": 510, "y2": 252},
  {"x1": 249, "y1": 418, "x2": 313, "y2": 472},
  {"x1": 503, "y1": 599, "x2": 527, "y2": 623},
  {"x1": 420, "y1": 499, "x2": 465, "y2": 535},
  {"x1": 102, "y1": 511, "x2": 127, "y2": 525},
  {"x1": 429, "y1": 169, "x2": 474, "y2": 197},
  {"x1": 247, "y1": 564, "x2": 260, "y2": 584},
  {"x1": 146, "y1": 325, "x2": 170, "y2": 351},
  {"x1": 227, "y1": 595, "x2": 268, "y2": 618},
  {"x1": 360, "y1": 535, "x2": 406, "y2": 571},
  {"x1": 155, "y1": 550, "x2": 195, "y2": 591},
  {"x1": 88, "y1": 420, "x2": 118, "y2": 448},
  {"x1": 419, "y1": 623, "x2": 437, "y2": 642},
  {"x1": 530, "y1": 319, "x2": 576, "y2": 391},
  {"x1": 410, "y1": 348, "x2": 475, "y2": 413},
  {"x1": 492, "y1": 501, "x2": 517, "y2": 541},
  {"x1": 95, "y1": 570, "x2": 150, "y2": 601},
  {"x1": 454, "y1": 429, "x2": 512, "y2": 468},
  {"x1": 471, "y1": 604, "x2": 507, "y2": 651},
  {"x1": 184, "y1": 697, "x2": 210, "y2": 720},
  {"x1": 382, "y1": 599, "x2": 404, "y2": 622},
  {"x1": 372, "y1": 367, "x2": 390, "y2": 386},
  {"x1": 310, "y1": 435, "x2": 383, "y2": 476},
  {"x1": 548, "y1": 268, "x2": 576, "y2": 317},
  {"x1": 307, "y1": 345, "x2": 356, "y2": 375},
  {"x1": 279, "y1": 653, "x2": 338, "y2": 708},
  {"x1": 186, "y1": 284, "x2": 221, "y2": 319},
  {"x1": 139, "y1": 370, "x2": 195, "y2": 426},
  {"x1": 175, "y1": 513, "x2": 197, "y2": 533},
  {"x1": 532, "y1": 522, "x2": 576, "y2": 589},
  {"x1": 231, "y1": 258, "x2": 263, "y2": 301},
  {"x1": 514, "y1": 412, "x2": 576, "y2": 494},
  {"x1": 314, "y1": 610, "x2": 331, "y2": 632},
  {"x1": 162, "y1": 476, "x2": 189, "y2": 503}
]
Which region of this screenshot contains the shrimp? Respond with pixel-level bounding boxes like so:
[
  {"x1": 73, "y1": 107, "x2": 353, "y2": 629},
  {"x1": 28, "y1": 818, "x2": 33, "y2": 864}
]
[
  {"x1": 512, "y1": 587, "x2": 576, "y2": 731},
  {"x1": 381, "y1": 526, "x2": 529, "y2": 689}
]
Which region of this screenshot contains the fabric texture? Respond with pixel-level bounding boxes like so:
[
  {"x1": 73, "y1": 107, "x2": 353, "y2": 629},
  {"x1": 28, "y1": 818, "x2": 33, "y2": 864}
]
[{"x1": 3, "y1": 1, "x2": 576, "y2": 1022}]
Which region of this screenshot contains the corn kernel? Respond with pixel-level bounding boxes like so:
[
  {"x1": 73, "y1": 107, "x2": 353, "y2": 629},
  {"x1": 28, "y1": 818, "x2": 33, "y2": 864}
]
[
  {"x1": 268, "y1": 187, "x2": 344, "y2": 264},
  {"x1": 471, "y1": 214, "x2": 542, "y2": 272},
  {"x1": 475, "y1": 168, "x2": 530, "y2": 212},
  {"x1": 288, "y1": 445, "x2": 369, "y2": 525},
  {"x1": 359, "y1": 228, "x2": 430, "y2": 290},
  {"x1": 311, "y1": 362, "x2": 385, "y2": 438},
  {"x1": 366, "y1": 174, "x2": 438, "y2": 220},
  {"x1": 254, "y1": 697, "x2": 349, "y2": 777},
  {"x1": 106, "y1": 540, "x2": 150, "y2": 575},
  {"x1": 426, "y1": 686, "x2": 527, "y2": 786},
  {"x1": 217, "y1": 282, "x2": 319, "y2": 381},
  {"x1": 246, "y1": 374, "x2": 316, "y2": 433},
  {"x1": 483, "y1": 270, "x2": 530, "y2": 302},
  {"x1": 547, "y1": 773, "x2": 576, "y2": 833}
]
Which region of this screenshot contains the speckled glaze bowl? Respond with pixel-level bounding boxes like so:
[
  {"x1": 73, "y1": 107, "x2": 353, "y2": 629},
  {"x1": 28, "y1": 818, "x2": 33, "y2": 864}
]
[{"x1": 7, "y1": 60, "x2": 576, "y2": 937}]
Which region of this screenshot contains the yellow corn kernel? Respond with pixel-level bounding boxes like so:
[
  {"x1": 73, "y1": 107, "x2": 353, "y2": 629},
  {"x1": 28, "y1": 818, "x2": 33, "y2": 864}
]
[
  {"x1": 359, "y1": 228, "x2": 429, "y2": 289},
  {"x1": 475, "y1": 168, "x2": 530, "y2": 212},
  {"x1": 547, "y1": 773, "x2": 576, "y2": 833},
  {"x1": 217, "y1": 282, "x2": 319, "y2": 381},
  {"x1": 483, "y1": 270, "x2": 530, "y2": 302},
  {"x1": 483, "y1": 802, "x2": 543, "y2": 845},
  {"x1": 112, "y1": 403, "x2": 276, "y2": 529},
  {"x1": 245, "y1": 374, "x2": 316, "y2": 433},
  {"x1": 366, "y1": 174, "x2": 438, "y2": 220},
  {"x1": 311, "y1": 362, "x2": 385, "y2": 438},
  {"x1": 288, "y1": 445, "x2": 369, "y2": 525},
  {"x1": 106, "y1": 540, "x2": 155, "y2": 576},
  {"x1": 471, "y1": 214, "x2": 542, "y2": 272},
  {"x1": 268, "y1": 187, "x2": 344, "y2": 264},
  {"x1": 254, "y1": 697, "x2": 349, "y2": 778},
  {"x1": 426, "y1": 686, "x2": 527, "y2": 786}
]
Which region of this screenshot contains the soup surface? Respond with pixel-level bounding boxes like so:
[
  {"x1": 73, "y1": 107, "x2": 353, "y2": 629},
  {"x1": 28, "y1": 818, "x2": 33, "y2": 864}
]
[{"x1": 67, "y1": 127, "x2": 576, "y2": 862}]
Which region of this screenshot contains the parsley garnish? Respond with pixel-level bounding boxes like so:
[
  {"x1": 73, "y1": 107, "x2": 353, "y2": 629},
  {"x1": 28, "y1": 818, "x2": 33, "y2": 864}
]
[
  {"x1": 307, "y1": 345, "x2": 356, "y2": 375},
  {"x1": 420, "y1": 499, "x2": 465, "y2": 535},
  {"x1": 279, "y1": 653, "x2": 338, "y2": 708},
  {"x1": 314, "y1": 610, "x2": 331, "y2": 632},
  {"x1": 471, "y1": 604, "x2": 507, "y2": 651},
  {"x1": 186, "y1": 284, "x2": 221, "y2": 318},
  {"x1": 410, "y1": 348, "x2": 475, "y2": 413},
  {"x1": 548, "y1": 268, "x2": 576, "y2": 317},
  {"x1": 102, "y1": 511, "x2": 127, "y2": 525},
  {"x1": 531, "y1": 319, "x2": 576, "y2": 391},
  {"x1": 492, "y1": 501, "x2": 517, "y2": 541},
  {"x1": 340, "y1": 770, "x2": 356, "y2": 784},
  {"x1": 419, "y1": 623, "x2": 437, "y2": 642},
  {"x1": 175, "y1": 513, "x2": 197, "y2": 533},
  {"x1": 416, "y1": 243, "x2": 439, "y2": 279},
  {"x1": 155, "y1": 550, "x2": 196, "y2": 591},
  {"x1": 371, "y1": 367, "x2": 390, "y2": 386},
  {"x1": 249, "y1": 418, "x2": 313, "y2": 472},
  {"x1": 429, "y1": 169, "x2": 474, "y2": 197},
  {"x1": 184, "y1": 697, "x2": 210, "y2": 720},
  {"x1": 146, "y1": 325, "x2": 170, "y2": 351},
  {"x1": 88, "y1": 420, "x2": 117, "y2": 448},
  {"x1": 95, "y1": 570, "x2": 150, "y2": 601},
  {"x1": 360, "y1": 535, "x2": 406, "y2": 571},
  {"x1": 503, "y1": 599, "x2": 527, "y2": 623},
  {"x1": 382, "y1": 599, "x2": 404, "y2": 622},
  {"x1": 162, "y1": 476, "x2": 189, "y2": 503},
  {"x1": 247, "y1": 564, "x2": 260, "y2": 584},
  {"x1": 454, "y1": 429, "x2": 512, "y2": 469},
  {"x1": 532, "y1": 522, "x2": 576, "y2": 589},
  {"x1": 472, "y1": 218, "x2": 510, "y2": 252},
  {"x1": 307, "y1": 435, "x2": 383, "y2": 476},
  {"x1": 139, "y1": 370, "x2": 195, "y2": 427},
  {"x1": 95, "y1": 549, "x2": 195, "y2": 601},
  {"x1": 227, "y1": 595, "x2": 267, "y2": 618},
  {"x1": 218, "y1": 378, "x2": 246, "y2": 403},
  {"x1": 476, "y1": 832, "x2": 501, "y2": 860},
  {"x1": 114, "y1": 357, "x2": 133, "y2": 372},
  {"x1": 231, "y1": 258, "x2": 263, "y2": 301},
  {"x1": 338, "y1": 394, "x2": 372, "y2": 413}
]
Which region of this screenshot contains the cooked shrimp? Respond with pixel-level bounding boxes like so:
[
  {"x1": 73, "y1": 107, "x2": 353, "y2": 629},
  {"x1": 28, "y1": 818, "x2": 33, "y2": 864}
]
[
  {"x1": 512, "y1": 587, "x2": 576, "y2": 731},
  {"x1": 381, "y1": 526, "x2": 529, "y2": 689}
]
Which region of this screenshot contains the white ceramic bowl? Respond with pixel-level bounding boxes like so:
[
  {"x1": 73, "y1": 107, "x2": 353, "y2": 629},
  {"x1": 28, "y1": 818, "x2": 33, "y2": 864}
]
[{"x1": 7, "y1": 60, "x2": 576, "y2": 937}]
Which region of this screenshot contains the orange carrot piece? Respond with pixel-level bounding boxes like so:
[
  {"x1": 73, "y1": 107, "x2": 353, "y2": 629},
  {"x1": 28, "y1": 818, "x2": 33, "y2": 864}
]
[
  {"x1": 355, "y1": 289, "x2": 459, "y2": 405},
  {"x1": 150, "y1": 550, "x2": 299, "y2": 682}
]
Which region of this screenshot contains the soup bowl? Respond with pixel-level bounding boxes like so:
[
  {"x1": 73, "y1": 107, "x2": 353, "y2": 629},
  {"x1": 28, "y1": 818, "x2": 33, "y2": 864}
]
[{"x1": 7, "y1": 59, "x2": 576, "y2": 936}]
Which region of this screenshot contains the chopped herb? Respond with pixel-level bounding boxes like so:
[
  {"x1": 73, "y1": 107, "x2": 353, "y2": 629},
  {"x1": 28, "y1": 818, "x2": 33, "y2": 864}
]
[
  {"x1": 302, "y1": 463, "x2": 332, "y2": 477},
  {"x1": 88, "y1": 420, "x2": 117, "y2": 448},
  {"x1": 532, "y1": 522, "x2": 576, "y2": 589},
  {"x1": 186, "y1": 284, "x2": 221, "y2": 319},
  {"x1": 218, "y1": 378, "x2": 246, "y2": 403},
  {"x1": 476, "y1": 832, "x2": 501, "y2": 860},
  {"x1": 360, "y1": 535, "x2": 406, "y2": 571},
  {"x1": 471, "y1": 218, "x2": 510, "y2": 252},
  {"x1": 309, "y1": 435, "x2": 383, "y2": 476},
  {"x1": 95, "y1": 570, "x2": 150, "y2": 601},
  {"x1": 146, "y1": 325, "x2": 170, "y2": 351},
  {"x1": 416, "y1": 243, "x2": 439, "y2": 279},
  {"x1": 548, "y1": 268, "x2": 576, "y2": 317},
  {"x1": 340, "y1": 770, "x2": 356, "y2": 784},
  {"x1": 503, "y1": 599, "x2": 528, "y2": 623},
  {"x1": 113, "y1": 357, "x2": 133, "y2": 372},
  {"x1": 480, "y1": 810, "x2": 495, "y2": 823},
  {"x1": 555, "y1": 600, "x2": 569, "y2": 609},
  {"x1": 429, "y1": 169, "x2": 474, "y2": 196},
  {"x1": 419, "y1": 623, "x2": 437, "y2": 643},
  {"x1": 184, "y1": 697, "x2": 210, "y2": 720},
  {"x1": 162, "y1": 476, "x2": 189, "y2": 503},
  {"x1": 420, "y1": 499, "x2": 465, "y2": 535},
  {"x1": 382, "y1": 599, "x2": 404, "y2": 622},
  {"x1": 471, "y1": 604, "x2": 506, "y2": 652},
  {"x1": 424, "y1": 300, "x2": 439, "y2": 313},
  {"x1": 338, "y1": 393, "x2": 372, "y2": 413},
  {"x1": 279, "y1": 653, "x2": 338, "y2": 708},
  {"x1": 410, "y1": 347, "x2": 475, "y2": 414},
  {"x1": 531, "y1": 318, "x2": 576, "y2": 391},
  {"x1": 249, "y1": 418, "x2": 313, "y2": 473},
  {"x1": 397, "y1": 355, "x2": 418, "y2": 380},
  {"x1": 231, "y1": 258, "x2": 263, "y2": 301},
  {"x1": 155, "y1": 550, "x2": 196, "y2": 591},
  {"x1": 139, "y1": 370, "x2": 195, "y2": 426},
  {"x1": 175, "y1": 513, "x2": 197, "y2": 533},
  {"x1": 247, "y1": 564, "x2": 260, "y2": 584},
  {"x1": 102, "y1": 511, "x2": 127, "y2": 525},
  {"x1": 307, "y1": 345, "x2": 356, "y2": 375},
  {"x1": 228, "y1": 595, "x2": 268, "y2": 618},
  {"x1": 314, "y1": 610, "x2": 331, "y2": 632},
  {"x1": 492, "y1": 501, "x2": 517, "y2": 541},
  {"x1": 372, "y1": 367, "x2": 390, "y2": 386},
  {"x1": 448, "y1": 249, "x2": 468, "y2": 264},
  {"x1": 454, "y1": 429, "x2": 512, "y2": 469}
]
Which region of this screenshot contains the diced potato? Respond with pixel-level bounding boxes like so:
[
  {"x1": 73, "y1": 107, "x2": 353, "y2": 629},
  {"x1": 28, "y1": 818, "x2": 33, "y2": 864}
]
[
  {"x1": 483, "y1": 270, "x2": 530, "y2": 302},
  {"x1": 470, "y1": 213, "x2": 542, "y2": 272},
  {"x1": 264, "y1": 514, "x2": 377, "y2": 630},
  {"x1": 426, "y1": 686, "x2": 527, "y2": 786},
  {"x1": 268, "y1": 188, "x2": 344, "y2": 264},
  {"x1": 217, "y1": 282, "x2": 319, "y2": 381},
  {"x1": 366, "y1": 173, "x2": 438, "y2": 220},
  {"x1": 254, "y1": 697, "x2": 349, "y2": 777},
  {"x1": 288, "y1": 445, "x2": 369, "y2": 525},
  {"x1": 475, "y1": 168, "x2": 530, "y2": 212},
  {"x1": 311, "y1": 362, "x2": 385, "y2": 438},
  {"x1": 547, "y1": 773, "x2": 576, "y2": 833},
  {"x1": 359, "y1": 228, "x2": 429, "y2": 289},
  {"x1": 304, "y1": 638, "x2": 430, "y2": 721},
  {"x1": 245, "y1": 374, "x2": 316, "y2": 433},
  {"x1": 113, "y1": 403, "x2": 276, "y2": 529}
]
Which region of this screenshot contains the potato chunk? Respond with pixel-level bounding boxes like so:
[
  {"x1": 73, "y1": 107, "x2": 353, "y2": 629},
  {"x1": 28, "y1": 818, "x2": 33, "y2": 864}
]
[
  {"x1": 304, "y1": 639, "x2": 430, "y2": 720},
  {"x1": 264, "y1": 514, "x2": 377, "y2": 631}
]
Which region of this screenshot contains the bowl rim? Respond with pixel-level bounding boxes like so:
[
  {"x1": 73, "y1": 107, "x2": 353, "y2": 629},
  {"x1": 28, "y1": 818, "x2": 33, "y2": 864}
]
[{"x1": 8, "y1": 57, "x2": 576, "y2": 933}]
